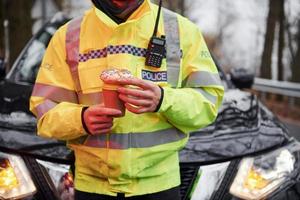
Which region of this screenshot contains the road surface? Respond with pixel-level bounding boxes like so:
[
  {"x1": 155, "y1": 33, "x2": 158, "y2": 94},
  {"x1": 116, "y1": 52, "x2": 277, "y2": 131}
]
[{"x1": 284, "y1": 121, "x2": 300, "y2": 141}]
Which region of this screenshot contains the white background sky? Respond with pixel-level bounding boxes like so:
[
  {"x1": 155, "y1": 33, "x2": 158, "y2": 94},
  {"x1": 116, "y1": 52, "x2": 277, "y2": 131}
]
[{"x1": 187, "y1": 0, "x2": 300, "y2": 80}]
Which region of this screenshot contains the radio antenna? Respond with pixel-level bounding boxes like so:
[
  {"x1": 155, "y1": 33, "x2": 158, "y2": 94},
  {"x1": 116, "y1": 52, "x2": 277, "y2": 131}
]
[{"x1": 152, "y1": 0, "x2": 162, "y2": 37}]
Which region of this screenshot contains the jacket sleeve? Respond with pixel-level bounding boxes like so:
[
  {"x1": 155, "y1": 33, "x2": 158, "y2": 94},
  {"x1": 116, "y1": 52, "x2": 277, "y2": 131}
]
[
  {"x1": 30, "y1": 25, "x2": 86, "y2": 140},
  {"x1": 158, "y1": 18, "x2": 224, "y2": 134}
]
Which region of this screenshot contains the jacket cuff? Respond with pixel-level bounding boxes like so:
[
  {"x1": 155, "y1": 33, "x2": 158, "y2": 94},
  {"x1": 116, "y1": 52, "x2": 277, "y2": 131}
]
[
  {"x1": 157, "y1": 87, "x2": 174, "y2": 113},
  {"x1": 81, "y1": 107, "x2": 91, "y2": 135},
  {"x1": 154, "y1": 86, "x2": 164, "y2": 112}
]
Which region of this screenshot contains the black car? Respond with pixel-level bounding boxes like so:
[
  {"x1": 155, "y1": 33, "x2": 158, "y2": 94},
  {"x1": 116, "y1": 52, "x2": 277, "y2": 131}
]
[{"x1": 0, "y1": 13, "x2": 299, "y2": 200}]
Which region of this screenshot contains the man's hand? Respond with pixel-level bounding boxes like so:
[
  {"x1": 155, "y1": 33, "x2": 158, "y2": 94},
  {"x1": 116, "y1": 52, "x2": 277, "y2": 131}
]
[
  {"x1": 83, "y1": 104, "x2": 122, "y2": 135},
  {"x1": 117, "y1": 77, "x2": 162, "y2": 114}
]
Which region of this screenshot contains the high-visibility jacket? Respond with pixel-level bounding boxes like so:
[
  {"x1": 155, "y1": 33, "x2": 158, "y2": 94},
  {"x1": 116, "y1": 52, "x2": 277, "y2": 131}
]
[{"x1": 30, "y1": 0, "x2": 224, "y2": 197}]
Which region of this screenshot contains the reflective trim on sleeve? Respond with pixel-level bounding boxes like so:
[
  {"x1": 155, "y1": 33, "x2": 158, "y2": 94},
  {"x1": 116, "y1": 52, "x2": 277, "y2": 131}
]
[
  {"x1": 163, "y1": 8, "x2": 181, "y2": 88},
  {"x1": 83, "y1": 128, "x2": 186, "y2": 149},
  {"x1": 36, "y1": 99, "x2": 57, "y2": 119},
  {"x1": 66, "y1": 16, "x2": 83, "y2": 92},
  {"x1": 32, "y1": 83, "x2": 78, "y2": 103},
  {"x1": 183, "y1": 71, "x2": 223, "y2": 87},
  {"x1": 194, "y1": 88, "x2": 217, "y2": 105},
  {"x1": 31, "y1": 83, "x2": 103, "y2": 105},
  {"x1": 78, "y1": 92, "x2": 103, "y2": 105}
]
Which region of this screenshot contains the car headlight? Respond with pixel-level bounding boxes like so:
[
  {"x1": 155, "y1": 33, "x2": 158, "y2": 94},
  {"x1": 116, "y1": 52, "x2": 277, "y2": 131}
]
[
  {"x1": 230, "y1": 141, "x2": 299, "y2": 200},
  {"x1": 36, "y1": 160, "x2": 74, "y2": 200},
  {"x1": 190, "y1": 161, "x2": 231, "y2": 200},
  {"x1": 0, "y1": 152, "x2": 36, "y2": 199}
]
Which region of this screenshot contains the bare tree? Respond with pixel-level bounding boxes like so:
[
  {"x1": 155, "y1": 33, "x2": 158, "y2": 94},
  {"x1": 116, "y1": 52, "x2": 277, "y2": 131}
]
[
  {"x1": 277, "y1": 0, "x2": 285, "y2": 81},
  {"x1": 0, "y1": 0, "x2": 34, "y2": 67},
  {"x1": 53, "y1": 0, "x2": 64, "y2": 10},
  {"x1": 291, "y1": 20, "x2": 300, "y2": 83},
  {"x1": 260, "y1": 0, "x2": 282, "y2": 79}
]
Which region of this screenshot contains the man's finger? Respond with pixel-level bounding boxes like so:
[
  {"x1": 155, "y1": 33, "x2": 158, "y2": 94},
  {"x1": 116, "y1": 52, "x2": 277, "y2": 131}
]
[
  {"x1": 90, "y1": 116, "x2": 114, "y2": 124},
  {"x1": 90, "y1": 105, "x2": 122, "y2": 116},
  {"x1": 116, "y1": 77, "x2": 152, "y2": 89},
  {"x1": 92, "y1": 122, "x2": 113, "y2": 131},
  {"x1": 119, "y1": 94, "x2": 152, "y2": 107},
  {"x1": 118, "y1": 87, "x2": 153, "y2": 99},
  {"x1": 90, "y1": 128, "x2": 112, "y2": 135},
  {"x1": 125, "y1": 103, "x2": 151, "y2": 114}
]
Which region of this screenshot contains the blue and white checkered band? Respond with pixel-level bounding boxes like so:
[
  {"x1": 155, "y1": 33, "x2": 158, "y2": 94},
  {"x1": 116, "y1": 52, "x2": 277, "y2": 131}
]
[
  {"x1": 79, "y1": 48, "x2": 108, "y2": 62},
  {"x1": 107, "y1": 45, "x2": 147, "y2": 57},
  {"x1": 79, "y1": 45, "x2": 148, "y2": 62},
  {"x1": 78, "y1": 45, "x2": 183, "y2": 63},
  {"x1": 142, "y1": 70, "x2": 168, "y2": 82}
]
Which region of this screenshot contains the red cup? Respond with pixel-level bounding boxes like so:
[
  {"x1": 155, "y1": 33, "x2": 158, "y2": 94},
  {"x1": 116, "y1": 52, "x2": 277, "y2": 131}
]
[{"x1": 102, "y1": 83, "x2": 125, "y2": 117}]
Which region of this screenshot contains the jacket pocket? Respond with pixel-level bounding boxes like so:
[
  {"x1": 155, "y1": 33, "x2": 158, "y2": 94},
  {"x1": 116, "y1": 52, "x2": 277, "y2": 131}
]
[{"x1": 78, "y1": 63, "x2": 106, "y2": 93}]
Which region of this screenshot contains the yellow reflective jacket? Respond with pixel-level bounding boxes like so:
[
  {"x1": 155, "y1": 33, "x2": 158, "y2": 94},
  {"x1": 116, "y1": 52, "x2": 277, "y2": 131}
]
[{"x1": 30, "y1": 0, "x2": 224, "y2": 197}]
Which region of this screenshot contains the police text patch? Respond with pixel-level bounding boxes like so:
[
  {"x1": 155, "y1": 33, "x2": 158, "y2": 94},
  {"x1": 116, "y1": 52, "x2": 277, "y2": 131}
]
[{"x1": 141, "y1": 70, "x2": 167, "y2": 82}]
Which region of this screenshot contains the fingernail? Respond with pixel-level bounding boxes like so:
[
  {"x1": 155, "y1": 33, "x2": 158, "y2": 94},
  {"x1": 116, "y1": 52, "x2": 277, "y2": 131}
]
[{"x1": 116, "y1": 110, "x2": 122, "y2": 114}]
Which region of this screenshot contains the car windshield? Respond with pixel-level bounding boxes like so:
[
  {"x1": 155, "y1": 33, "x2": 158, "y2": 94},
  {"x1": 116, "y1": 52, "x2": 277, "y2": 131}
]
[{"x1": 7, "y1": 25, "x2": 58, "y2": 84}]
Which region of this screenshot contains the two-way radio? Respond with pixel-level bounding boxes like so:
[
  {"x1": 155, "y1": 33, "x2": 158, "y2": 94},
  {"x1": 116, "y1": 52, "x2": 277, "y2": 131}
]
[{"x1": 145, "y1": 0, "x2": 165, "y2": 68}]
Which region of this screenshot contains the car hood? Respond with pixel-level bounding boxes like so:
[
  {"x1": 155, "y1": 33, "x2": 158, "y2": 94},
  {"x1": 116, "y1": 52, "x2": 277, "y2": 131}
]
[
  {"x1": 0, "y1": 90, "x2": 290, "y2": 164},
  {"x1": 0, "y1": 112, "x2": 71, "y2": 162},
  {"x1": 180, "y1": 89, "x2": 290, "y2": 164}
]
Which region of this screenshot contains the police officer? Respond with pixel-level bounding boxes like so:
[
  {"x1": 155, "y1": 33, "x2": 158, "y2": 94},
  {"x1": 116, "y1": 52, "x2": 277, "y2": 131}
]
[{"x1": 30, "y1": 0, "x2": 224, "y2": 199}]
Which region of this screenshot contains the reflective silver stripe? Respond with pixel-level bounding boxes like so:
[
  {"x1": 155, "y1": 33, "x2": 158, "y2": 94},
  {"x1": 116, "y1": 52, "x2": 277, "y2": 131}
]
[
  {"x1": 36, "y1": 100, "x2": 57, "y2": 119},
  {"x1": 32, "y1": 83, "x2": 103, "y2": 105},
  {"x1": 32, "y1": 83, "x2": 78, "y2": 103},
  {"x1": 83, "y1": 128, "x2": 187, "y2": 149},
  {"x1": 78, "y1": 92, "x2": 103, "y2": 105},
  {"x1": 66, "y1": 16, "x2": 83, "y2": 92},
  {"x1": 184, "y1": 71, "x2": 223, "y2": 87},
  {"x1": 194, "y1": 88, "x2": 217, "y2": 105},
  {"x1": 163, "y1": 8, "x2": 181, "y2": 88}
]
